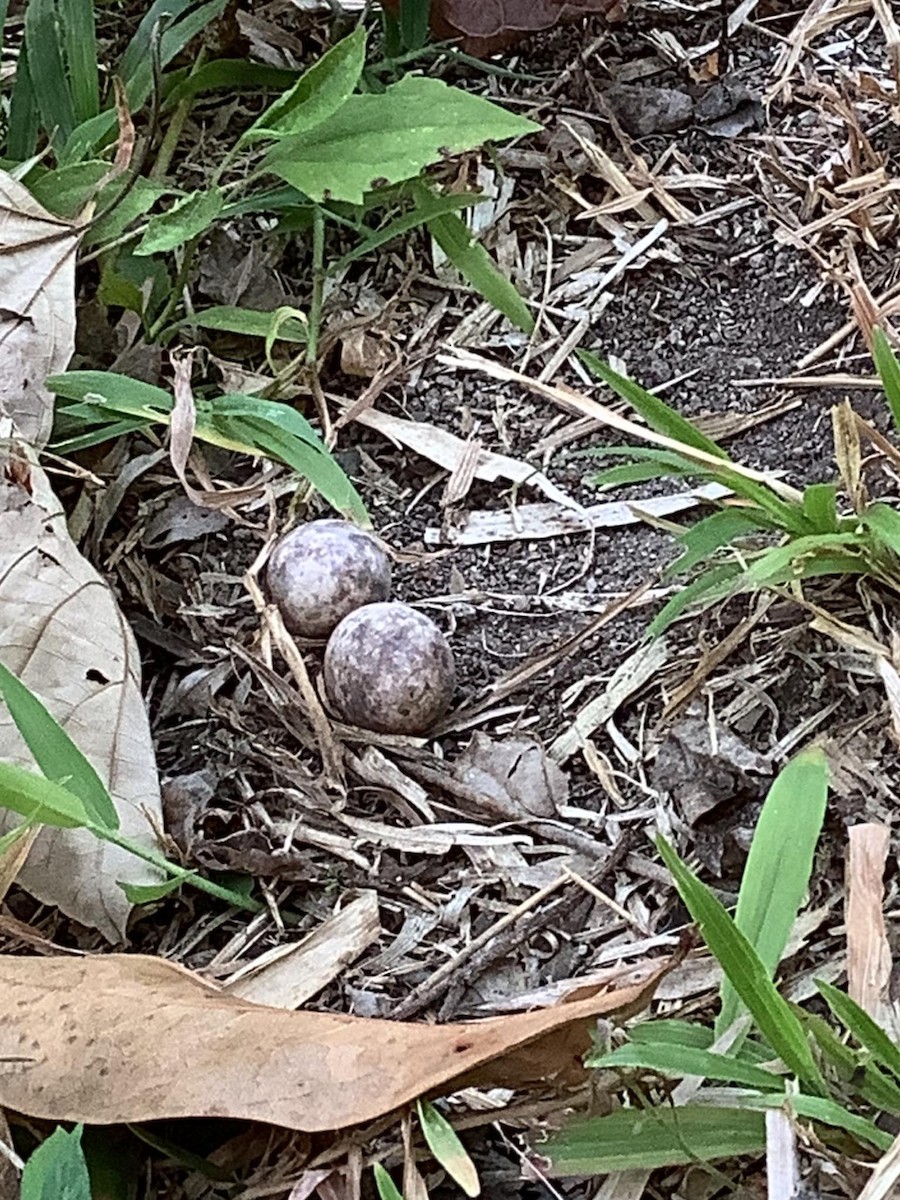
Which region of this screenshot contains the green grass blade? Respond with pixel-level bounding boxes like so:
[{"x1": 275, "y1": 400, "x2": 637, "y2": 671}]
[
  {"x1": 373, "y1": 1164, "x2": 405, "y2": 1200},
  {"x1": 428, "y1": 210, "x2": 534, "y2": 333},
  {"x1": 59, "y1": 0, "x2": 99, "y2": 121},
  {"x1": 873, "y1": 328, "x2": 900, "y2": 432},
  {"x1": 46, "y1": 370, "x2": 173, "y2": 410},
  {"x1": 725, "y1": 1092, "x2": 891, "y2": 1152},
  {"x1": 400, "y1": 0, "x2": 431, "y2": 48},
  {"x1": 647, "y1": 561, "x2": 743, "y2": 638},
  {"x1": 745, "y1": 534, "x2": 866, "y2": 586},
  {"x1": 800, "y1": 1008, "x2": 900, "y2": 1113},
  {"x1": 25, "y1": 0, "x2": 77, "y2": 145},
  {"x1": 629, "y1": 1020, "x2": 715, "y2": 1049},
  {"x1": 180, "y1": 305, "x2": 308, "y2": 343},
  {"x1": 332, "y1": 190, "x2": 481, "y2": 273},
  {"x1": 577, "y1": 350, "x2": 725, "y2": 457},
  {"x1": 123, "y1": 0, "x2": 228, "y2": 110},
  {"x1": 592, "y1": 460, "x2": 697, "y2": 488},
  {"x1": 163, "y1": 60, "x2": 299, "y2": 108},
  {"x1": 816, "y1": 979, "x2": 900, "y2": 1081},
  {"x1": 0, "y1": 761, "x2": 90, "y2": 828},
  {"x1": 589, "y1": 1043, "x2": 783, "y2": 1091},
  {"x1": 417, "y1": 1100, "x2": 479, "y2": 1197},
  {"x1": 7, "y1": 41, "x2": 40, "y2": 160},
  {"x1": 657, "y1": 836, "x2": 826, "y2": 1093},
  {"x1": 542, "y1": 1106, "x2": 766, "y2": 1175},
  {"x1": 716, "y1": 748, "x2": 828, "y2": 1039},
  {"x1": 212, "y1": 412, "x2": 368, "y2": 524},
  {"x1": 0, "y1": 662, "x2": 118, "y2": 830},
  {"x1": 668, "y1": 508, "x2": 769, "y2": 577}
]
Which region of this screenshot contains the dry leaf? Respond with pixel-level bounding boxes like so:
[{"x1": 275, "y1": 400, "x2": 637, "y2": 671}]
[
  {"x1": 0, "y1": 450, "x2": 164, "y2": 941},
  {"x1": 0, "y1": 825, "x2": 39, "y2": 904},
  {"x1": 381, "y1": 0, "x2": 622, "y2": 55},
  {"x1": 0, "y1": 172, "x2": 82, "y2": 449},
  {"x1": 0, "y1": 953, "x2": 669, "y2": 1131},
  {"x1": 352, "y1": 407, "x2": 580, "y2": 511},
  {"x1": 224, "y1": 892, "x2": 382, "y2": 1009},
  {"x1": 847, "y1": 824, "x2": 897, "y2": 1037},
  {"x1": 453, "y1": 733, "x2": 568, "y2": 820}
]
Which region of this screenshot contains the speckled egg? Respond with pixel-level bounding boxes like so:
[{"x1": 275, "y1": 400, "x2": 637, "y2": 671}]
[
  {"x1": 323, "y1": 602, "x2": 455, "y2": 734},
  {"x1": 267, "y1": 519, "x2": 391, "y2": 639}
]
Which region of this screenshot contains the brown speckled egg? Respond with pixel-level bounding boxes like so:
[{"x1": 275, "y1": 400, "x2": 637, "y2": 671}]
[
  {"x1": 324, "y1": 602, "x2": 455, "y2": 734},
  {"x1": 267, "y1": 519, "x2": 391, "y2": 639}
]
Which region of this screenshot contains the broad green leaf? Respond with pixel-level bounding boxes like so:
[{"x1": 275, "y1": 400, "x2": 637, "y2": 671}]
[
  {"x1": 417, "y1": 1100, "x2": 479, "y2": 1197},
  {"x1": 542, "y1": 1106, "x2": 766, "y2": 1175},
  {"x1": 873, "y1": 327, "x2": 900, "y2": 432},
  {"x1": 428, "y1": 209, "x2": 533, "y2": 333},
  {"x1": 59, "y1": 110, "x2": 117, "y2": 166},
  {"x1": 0, "y1": 761, "x2": 89, "y2": 828},
  {"x1": 0, "y1": 662, "x2": 118, "y2": 830},
  {"x1": 120, "y1": 876, "x2": 192, "y2": 903},
  {"x1": 86, "y1": 176, "x2": 169, "y2": 246},
  {"x1": 135, "y1": 188, "x2": 224, "y2": 255},
  {"x1": 816, "y1": 979, "x2": 900, "y2": 1081},
  {"x1": 648, "y1": 561, "x2": 743, "y2": 638},
  {"x1": 861, "y1": 502, "x2": 900, "y2": 557},
  {"x1": 60, "y1": 0, "x2": 99, "y2": 122},
  {"x1": 243, "y1": 27, "x2": 367, "y2": 142},
  {"x1": 577, "y1": 350, "x2": 725, "y2": 458},
  {"x1": 332, "y1": 188, "x2": 482, "y2": 272},
  {"x1": 8, "y1": 42, "x2": 40, "y2": 160},
  {"x1": 181, "y1": 305, "x2": 308, "y2": 343},
  {"x1": 21, "y1": 1124, "x2": 91, "y2": 1200},
  {"x1": 589, "y1": 1043, "x2": 782, "y2": 1091},
  {"x1": 373, "y1": 1164, "x2": 405, "y2": 1200},
  {"x1": 26, "y1": 160, "x2": 108, "y2": 218},
  {"x1": 25, "y1": 0, "x2": 76, "y2": 145},
  {"x1": 657, "y1": 836, "x2": 826, "y2": 1093},
  {"x1": 801, "y1": 483, "x2": 838, "y2": 534},
  {"x1": 669, "y1": 508, "x2": 768, "y2": 577},
  {"x1": 717, "y1": 748, "x2": 828, "y2": 1039},
  {"x1": 264, "y1": 75, "x2": 539, "y2": 204}
]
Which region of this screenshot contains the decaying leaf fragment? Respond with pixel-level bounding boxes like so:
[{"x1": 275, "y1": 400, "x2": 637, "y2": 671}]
[{"x1": 0, "y1": 953, "x2": 671, "y2": 1132}]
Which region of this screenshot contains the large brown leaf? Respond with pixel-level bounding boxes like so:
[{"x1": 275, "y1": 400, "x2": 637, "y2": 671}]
[
  {"x1": 0, "y1": 173, "x2": 80, "y2": 448},
  {"x1": 0, "y1": 170, "x2": 164, "y2": 940},
  {"x1": 0, "y1": 454, "x2": 164, "y2": 941},
  {"x1": 0, "y1": 954, "x2": 669, "y2": 1131},
  {"x1": 380, "y1": 0, "x2": 624, "y2": 55}
]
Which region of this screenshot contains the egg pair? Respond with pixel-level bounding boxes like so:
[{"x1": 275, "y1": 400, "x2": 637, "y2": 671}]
[{"x1": 267, "y1": 520, "x2": 455, "y2": 735}]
